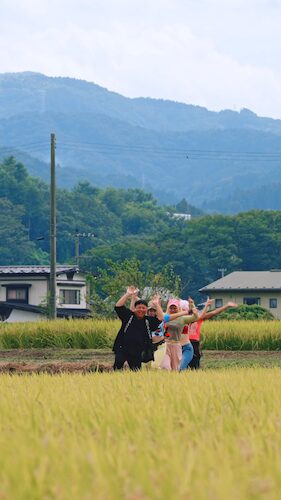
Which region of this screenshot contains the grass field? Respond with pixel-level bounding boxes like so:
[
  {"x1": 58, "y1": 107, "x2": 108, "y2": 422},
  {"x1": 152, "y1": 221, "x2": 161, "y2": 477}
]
[
  {"x1": 0, "y1": 319, "x2": 281, "y2": 350},
  {"x1": 0, "y1": 369, "x2": 281, "y2": 499}
]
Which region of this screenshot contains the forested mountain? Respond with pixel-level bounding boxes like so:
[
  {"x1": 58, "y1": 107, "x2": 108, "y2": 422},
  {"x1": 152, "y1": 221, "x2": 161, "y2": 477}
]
[
  {"x1": 1, "y1": 72, "x2": 281, "y2": 211},
  {"x1": 2, "y1": 156, "x2": 281, "y2": 299},
  {"x1": 1, "y1": 72, "x2": 281, "y2": 134},
  {"x1": 203, "y1": 182, "x2": 281, "y2": 213}
]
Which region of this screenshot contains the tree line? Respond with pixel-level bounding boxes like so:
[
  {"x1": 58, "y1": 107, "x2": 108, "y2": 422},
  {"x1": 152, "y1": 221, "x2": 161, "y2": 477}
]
[{"x1": 1, "y1": 156, "x2": 281, "y2": 302}]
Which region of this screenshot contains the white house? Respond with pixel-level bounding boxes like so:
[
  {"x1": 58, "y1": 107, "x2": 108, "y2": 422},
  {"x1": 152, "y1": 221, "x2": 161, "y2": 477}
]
[
  {"x1": 0, "y1": 265, "x2": 90, "y2": 322},
  {"x1": 172, "y1": 213, "x2": 192, "y2": 221},
  {"x1": 199, "y1": 270, "x2": 281, "y2": 319}
]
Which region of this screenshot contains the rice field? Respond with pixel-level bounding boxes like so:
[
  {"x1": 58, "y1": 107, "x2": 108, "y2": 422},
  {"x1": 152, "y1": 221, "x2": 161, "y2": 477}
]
[
  {"x1": 0, "y1": 319, "x2": 116, "y2": 349},
  {"x1": 0, "y1": 319, "x2": 281, "y2": 350},
  {"x1": 200, "y1": 320, "x2": 281, "y2": 350},
  {"x1": 0, "y1": 368, "x2": 280, "y2": 499}
]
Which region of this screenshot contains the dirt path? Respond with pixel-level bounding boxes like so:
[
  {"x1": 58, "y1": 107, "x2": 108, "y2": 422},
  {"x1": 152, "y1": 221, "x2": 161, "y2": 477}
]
[{"x1": 0, "y1": 349, "x2": 280, "y2": 373}]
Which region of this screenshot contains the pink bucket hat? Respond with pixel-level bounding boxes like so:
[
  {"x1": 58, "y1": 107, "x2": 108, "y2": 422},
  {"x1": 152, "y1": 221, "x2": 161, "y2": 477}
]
[{"x1": 167, "y1": 298, "x2": 180, "y2": 308}]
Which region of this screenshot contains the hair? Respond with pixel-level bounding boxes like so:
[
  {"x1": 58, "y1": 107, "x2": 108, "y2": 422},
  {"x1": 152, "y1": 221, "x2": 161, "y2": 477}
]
[{"x1": 135, "y1": 299, "x2": 148, "y2": 307}]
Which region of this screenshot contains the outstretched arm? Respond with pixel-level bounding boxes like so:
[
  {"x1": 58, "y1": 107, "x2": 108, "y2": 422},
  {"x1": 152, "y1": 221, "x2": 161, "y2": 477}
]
[
  {"x1": 150, "y1": 295, "x2": 164, "y2": 321},
  {"x1": 201, "y1": 301, "x2": 238, "y2": 320},
  {"x1": 183, "y1": 298, "x2": 199, "y2": 323},
  {"x1": 198, "y1": 298, "x2": 213, "y2": 319},
  {"x1": 116, "y1": 286, "x2": 139, "y2": 307},
  {"x1": 166, "y1": 298, "x2": 199, "y2": 324},
  {"x1": 167, "y1": 298, "x2": 198, "y2": 321}
]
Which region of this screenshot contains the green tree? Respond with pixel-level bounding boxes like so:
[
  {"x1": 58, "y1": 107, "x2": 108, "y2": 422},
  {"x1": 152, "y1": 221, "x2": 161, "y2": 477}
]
[
  {"x1": 175, "y1": 198, "x2": 203, "y2": 216},
  {"x1": 0, "y1": 198, "x2": 47, "y2": 264},
  {"x1": 212, "y1": 305, "x2": 274, "y2": 321},
  {"x1": 88, "y1": 258, "x2": 181, "y2": 317}
]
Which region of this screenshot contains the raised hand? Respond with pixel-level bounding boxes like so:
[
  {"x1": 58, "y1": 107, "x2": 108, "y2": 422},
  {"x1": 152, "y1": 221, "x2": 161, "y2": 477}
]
[
  {"x1": 187, "y1": 297, "x2": 196, "y2": 307},
  {"x1": 126, "y1": 286, "x2": 139, "y2": 296},
  {"x1": 151, "y1": 294, "x2": 161, "y2": 307},
  {"x1": 227, "y1": 301, "x2": 238, "y2": 308}
]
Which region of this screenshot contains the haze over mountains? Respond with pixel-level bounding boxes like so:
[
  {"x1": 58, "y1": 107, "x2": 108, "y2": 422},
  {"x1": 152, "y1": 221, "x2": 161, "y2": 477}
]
[{"x1": 1, "y1": 71, "x2": 281, "y2": 212}]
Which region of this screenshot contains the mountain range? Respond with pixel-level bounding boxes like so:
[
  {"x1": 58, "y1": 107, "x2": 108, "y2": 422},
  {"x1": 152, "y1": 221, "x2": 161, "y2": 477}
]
[{"x1": 1, "y1": 71, "x2": 281, "y2": 212}]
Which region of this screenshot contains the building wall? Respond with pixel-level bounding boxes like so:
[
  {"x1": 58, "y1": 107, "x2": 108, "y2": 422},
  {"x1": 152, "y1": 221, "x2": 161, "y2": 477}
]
[
  {"x1": 206, "y1": 291, "x2": 281, "y2": 319},
  {"x1": 30, "y1": 280, "x2": 48, "y2": 305},
  {"x1": 56, "y1": 285, "x2": 87, "y2": 309},
  {"x1": 0, "y1": 271, "x2": 89, "y2": 322},
  {"x1": 0, "y1": 274, "x2": 87, "y2": 309},
  {"x1": 56, "y1": 272, "x2": 87, "y2": 309},
  {"x1": 5, "y1": 309, "x2": 43, "y2": 323},
  {"x1": 0, "y1": 279, "x2": 48, "y2": 306}
]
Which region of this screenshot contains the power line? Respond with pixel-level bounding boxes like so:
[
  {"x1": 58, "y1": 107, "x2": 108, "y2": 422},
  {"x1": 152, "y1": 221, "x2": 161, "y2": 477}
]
[
  {"x1": 0, "y1": 141, "x2": 49, "y2": 149},
  {"x1": 1, "y1": 138, "x2": 281, "y2": 162},
  {"x1": 59, "y1": 140, "x2": 281, "y2": 156}
]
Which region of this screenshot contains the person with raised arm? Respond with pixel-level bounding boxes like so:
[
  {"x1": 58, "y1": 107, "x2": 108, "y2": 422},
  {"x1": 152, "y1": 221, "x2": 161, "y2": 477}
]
[
  {"x1": 184, "y1": 298, "x2": 238, "y2": 370},
  {"x1": 113, "y1": 287, "x2": 165, "y2": 371},
  {"x1": 160, "y1": 298, "x2": 199, "y2": 371}
]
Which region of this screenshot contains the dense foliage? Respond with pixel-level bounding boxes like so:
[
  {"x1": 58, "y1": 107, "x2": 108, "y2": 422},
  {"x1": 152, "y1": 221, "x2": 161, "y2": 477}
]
[
  {"x1": 211, "y1": 305, "x2": 275, "y2": 321},
  {"x1": 2, "y1": 156, "x2": 281, "y2": 301}
]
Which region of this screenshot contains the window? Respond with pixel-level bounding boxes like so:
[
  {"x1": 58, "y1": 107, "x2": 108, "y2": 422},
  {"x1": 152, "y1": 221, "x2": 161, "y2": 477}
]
[
  {"x1": 243, "y1": 297, "x2": 260, "y2": 306},
  {"x1": 215, "y1": 298, "x2": 223, "y2": 308},
  {"x1": 269, "y1": 298, "x2": 277, "y2": 309},
  {"x1": 6, "y1": 287, "x2": 29, "y2": 303},
  {"x1": 59, "y1": 289, "x2": 80, "y2": 305}
]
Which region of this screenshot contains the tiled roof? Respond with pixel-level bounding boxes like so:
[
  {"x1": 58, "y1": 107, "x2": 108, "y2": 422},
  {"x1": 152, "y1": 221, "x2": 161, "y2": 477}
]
[
  {"x1": 0, "y1": 265, "x2": 78, "y2": 276},
  {"x1": 200, "y1": 271, "x2": 281, "y2": 292}
]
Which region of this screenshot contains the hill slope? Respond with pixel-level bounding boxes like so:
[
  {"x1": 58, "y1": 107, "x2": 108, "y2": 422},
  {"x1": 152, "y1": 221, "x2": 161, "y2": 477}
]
[{"x1": 1, "y1": 72, "x2": 281, "y2": 209}]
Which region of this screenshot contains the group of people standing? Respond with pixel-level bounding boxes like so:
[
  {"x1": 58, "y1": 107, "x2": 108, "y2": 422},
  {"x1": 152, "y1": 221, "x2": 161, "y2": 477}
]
[{"x1": 113, "y1": 286, "x2": 237, "y2": 371}]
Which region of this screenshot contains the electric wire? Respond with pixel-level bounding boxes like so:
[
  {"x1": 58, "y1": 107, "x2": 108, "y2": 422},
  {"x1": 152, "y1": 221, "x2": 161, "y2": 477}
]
[{"x1": 1, "y1": 138, "x2": 281, "y2": 162}]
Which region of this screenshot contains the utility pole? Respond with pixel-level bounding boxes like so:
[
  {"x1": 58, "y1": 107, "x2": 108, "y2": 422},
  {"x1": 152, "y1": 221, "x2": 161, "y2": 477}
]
[
  {"x1": 218, "y1": 268, "x2": 227, "y2": 278},
  {"x1": 74, "y1": 230, "x2": 95, "y2": 268},
  {"x1": 75, "y1": 232, "x2": 80, "y2": 268},
  {"x1": 49, "y1": 133, "x2": 57, "y2": 319}
]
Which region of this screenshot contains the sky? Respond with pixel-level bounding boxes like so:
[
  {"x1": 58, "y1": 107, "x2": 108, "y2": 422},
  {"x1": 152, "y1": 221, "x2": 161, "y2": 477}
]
[{"x1": 1, "y1": 0, "x2": 281, "y2": 118}]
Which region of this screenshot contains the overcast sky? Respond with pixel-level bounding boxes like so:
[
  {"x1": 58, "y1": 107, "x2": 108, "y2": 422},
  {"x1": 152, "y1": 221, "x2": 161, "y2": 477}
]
[{"x1": 1, "y1": 0, "x2": 281, "y2": 118}]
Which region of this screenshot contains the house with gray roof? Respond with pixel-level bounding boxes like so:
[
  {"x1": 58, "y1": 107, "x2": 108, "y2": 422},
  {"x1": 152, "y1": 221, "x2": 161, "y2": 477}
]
[
  {"x1": 0, "y1": 265, "x2": 90, "y2": 322},
  {"x1": 199, "y1": 270, "x2": 281, "y2": 319}
]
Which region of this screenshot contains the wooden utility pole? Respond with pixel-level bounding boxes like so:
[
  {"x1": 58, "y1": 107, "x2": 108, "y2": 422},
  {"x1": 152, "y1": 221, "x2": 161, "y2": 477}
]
[
  {"x1": 75, "y1": 232, "x2": 80, "y2": 268},
  {"x1": 49, "y1": 133, "x2": 57, "y2": 319}
]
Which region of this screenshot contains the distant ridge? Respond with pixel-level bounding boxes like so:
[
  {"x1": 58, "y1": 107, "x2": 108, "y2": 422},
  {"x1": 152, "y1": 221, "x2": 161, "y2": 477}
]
[
  {"x1": 1, "y1": 71, "x2": 281, "y2": 132},
  {"x1": 0, "y1": 71, "x2": 281, "y2": 211}
]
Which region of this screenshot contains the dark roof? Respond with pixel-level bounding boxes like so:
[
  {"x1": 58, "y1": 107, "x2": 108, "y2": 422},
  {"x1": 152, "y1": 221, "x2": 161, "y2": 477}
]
[
  {"x1": 57, "y1": 308, "x2": 91, "y2": 318},
  {"x1": 0, "y1": 265, "x2": 78, "y2": 276},
  {"x1": 0, "y1": 302, "x2": 90, "y2": 318},
  {"x1": 200, "y1": 271, "x2": 281, "y2": 292},
  {"x1": 0, "y1": 302, "x2": 42, "y2": 314}
]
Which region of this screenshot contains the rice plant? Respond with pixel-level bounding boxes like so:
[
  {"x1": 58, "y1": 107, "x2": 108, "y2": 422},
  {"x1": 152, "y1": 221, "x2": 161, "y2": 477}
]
[
  {"x1": 0, "y1": 369, "x2": 280, "y2": 499},
  {"x1": 0, "y1": 319, "x2": 280, "y2": 350}
]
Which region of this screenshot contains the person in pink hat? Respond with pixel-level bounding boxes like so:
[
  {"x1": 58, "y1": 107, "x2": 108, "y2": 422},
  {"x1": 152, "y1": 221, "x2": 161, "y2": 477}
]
[{"x1": 160, "y1": 298, "x2": 198, "y2": 371}]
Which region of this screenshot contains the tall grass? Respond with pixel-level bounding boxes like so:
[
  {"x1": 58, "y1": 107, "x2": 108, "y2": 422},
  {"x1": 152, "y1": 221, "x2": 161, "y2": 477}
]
[
  {"x1": 0, "y1": 319, "x2": 118, "y2": 349},
  {"x1": 0, "y1": 369, "x2": 280, "y2": 499},
  {"x1": 0, "y1": 319, "x2": 280, "y2": 350},
  {"x1": 201, "y1": 320, "x2": 281, "y2": 350}
]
